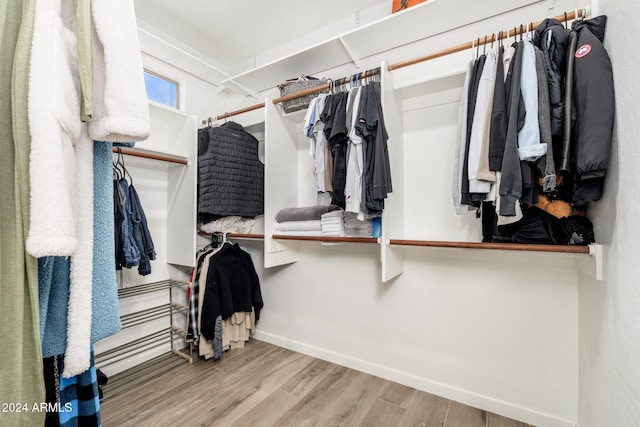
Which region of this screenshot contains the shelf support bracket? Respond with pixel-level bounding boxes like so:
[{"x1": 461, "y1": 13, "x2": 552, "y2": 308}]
[
  {"x1": 337, "y1": 36, "x2": 361, "y2": 69},
  {"x1": 218, "y1": 78, "x2": 261, "y2": 99},
  {"x1": 577, "y1": 244, "x2": 604, "y2": 281}
]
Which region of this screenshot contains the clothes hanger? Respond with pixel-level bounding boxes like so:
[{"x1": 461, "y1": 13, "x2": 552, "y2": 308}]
[
  {"x1": 117, "y1": 149, "x2": 134, "y2": 184},
  {"x1": 114, "y1": 148, "x2": 126, "y2": 180},
  {"x1": 519, "y1": 24, "x2": 523, "y2": 41}
]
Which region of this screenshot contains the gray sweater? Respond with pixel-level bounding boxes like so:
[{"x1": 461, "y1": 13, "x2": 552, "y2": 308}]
[{"x1": 498, "y1": 41, "x2": 525, "y2": 216}]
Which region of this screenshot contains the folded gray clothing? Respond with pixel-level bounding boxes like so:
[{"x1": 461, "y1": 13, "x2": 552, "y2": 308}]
[{"x1": 275, "y1": 205, "x2": 340, "y2": 223}]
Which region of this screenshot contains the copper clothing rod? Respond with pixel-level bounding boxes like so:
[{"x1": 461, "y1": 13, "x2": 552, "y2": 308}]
[
  {"x1": 202, "y1": 67, "x2": 380, "y2": 125},
  {"x1": 389, "y1": 8, "x2": 585, "y2": 70},
  {"x1": 111, "y1": 147, "x2": 189, "y2": 165},
  {"x1": 201, "y1": 8, "x2": 585, "y2": 124}
]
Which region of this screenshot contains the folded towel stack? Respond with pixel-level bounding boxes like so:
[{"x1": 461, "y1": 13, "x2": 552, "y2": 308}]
[
  {"x1": 274, "y1": 205, "x2": 341, "y2": 236},
  {"x1": 275, "y1": 220, "x2": 322, "y2": 236},
  {"x1": 344, "y1": 212, "x2": 374, "y2": 238},
  {"x1": 321, "y1": 210, "x2": 345, "y2": 237}
]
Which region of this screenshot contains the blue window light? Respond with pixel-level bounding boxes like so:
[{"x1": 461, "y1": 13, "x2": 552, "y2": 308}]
[{"x1": 144, "y1": 70, "x2": 179, "y2": 108}]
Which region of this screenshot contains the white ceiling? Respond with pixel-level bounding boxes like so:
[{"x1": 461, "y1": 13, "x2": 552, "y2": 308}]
[{"x1": 133, "y1": 0, "x2": 389, "y2": 75}]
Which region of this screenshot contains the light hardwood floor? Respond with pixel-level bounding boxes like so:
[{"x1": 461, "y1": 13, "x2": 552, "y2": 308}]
[{"x1": 100, "y1": 339, "x2": 535, "y2": 427}]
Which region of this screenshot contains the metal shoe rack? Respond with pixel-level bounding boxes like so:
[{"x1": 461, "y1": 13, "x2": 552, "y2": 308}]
[{"x1": 95, "y1": 279, "x2": 193, "y2": 368}]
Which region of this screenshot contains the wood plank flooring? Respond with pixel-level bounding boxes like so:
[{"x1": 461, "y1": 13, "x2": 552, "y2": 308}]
[{"x1": 100, "y1": 339, "x2": 535, "y2": 427}]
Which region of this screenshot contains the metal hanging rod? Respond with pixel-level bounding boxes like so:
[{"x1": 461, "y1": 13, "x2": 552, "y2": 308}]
[{"x1": 201, "y1": 8, "x2": 586, "y2": 126}]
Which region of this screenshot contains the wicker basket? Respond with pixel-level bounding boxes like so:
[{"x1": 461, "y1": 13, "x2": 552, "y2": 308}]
[{"x1": 278, "y1": 76, "x2": 329, "y2": 114}]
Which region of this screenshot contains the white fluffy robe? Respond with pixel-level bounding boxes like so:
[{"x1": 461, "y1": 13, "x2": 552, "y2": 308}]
[
  {"x1": 29, "y1": 0, "x2": 94, "y2": 378},
  {"x1": 26, "y1": 2, "x2": 80, "y2": 257},
  {"x1": 89, "y1": 0, "x2": 150, "y2": 142}
]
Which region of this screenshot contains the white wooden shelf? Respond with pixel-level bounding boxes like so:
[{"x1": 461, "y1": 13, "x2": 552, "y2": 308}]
[{"x1": 220, "y1": 0, "x2": 541, "y2": 94}]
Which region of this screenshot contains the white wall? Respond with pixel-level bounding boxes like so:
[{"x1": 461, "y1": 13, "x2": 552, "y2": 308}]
[{"x1": 578, "y1": 1, "x2": 640, "y2": 426}]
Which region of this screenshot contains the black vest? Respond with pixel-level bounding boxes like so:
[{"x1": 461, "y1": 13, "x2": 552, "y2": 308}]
[{"x1": 198, "y1": 122, "x2": 264, "y2": 218}]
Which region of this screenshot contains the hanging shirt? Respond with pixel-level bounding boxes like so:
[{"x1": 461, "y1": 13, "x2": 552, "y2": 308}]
[
  {"x1": 310, "y1": 94, "x2": 330, "y2": 192},
  {"x1": 321, "y1": 92, "x2": 350, "y2": 208},
  {"x1": 517, "y1": 38, "x2": 547, "y2": 161},
  {"x1": 452, "y1": 60, "x2": 474, "y2": 215},
  {"x1": 355, "y1": 82, "x2": 392, "y2": 215},
  {"x1": 468, "y1": 49, "x2": 497, "y2": 195},
  {"x1": 345, "y1": 86, "x2": 364, "y2": 214}
]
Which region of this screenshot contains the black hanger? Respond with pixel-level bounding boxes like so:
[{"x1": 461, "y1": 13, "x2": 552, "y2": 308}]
[
  {"x1": 519, "y1": 24, "x2": 523, "y2": 41},
  {"x1": 116, "y1": 148, "x2": 133, "y2": 184}
]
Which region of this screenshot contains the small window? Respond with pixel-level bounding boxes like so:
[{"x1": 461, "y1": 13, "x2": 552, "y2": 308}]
[{"x1": 144, "y1": 70, "x2": 179, "y2": 108}]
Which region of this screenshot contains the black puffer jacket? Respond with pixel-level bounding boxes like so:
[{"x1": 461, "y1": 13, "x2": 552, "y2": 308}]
[
  {"x1": 198, "y1": 122, "x2": 264, "y2": 218},
  {"x1": 534, "y1": 18, "x2": 570, "y2": 136},
  {"x1": 567, "y1": 16, "x2": 615, "y2": 205}
]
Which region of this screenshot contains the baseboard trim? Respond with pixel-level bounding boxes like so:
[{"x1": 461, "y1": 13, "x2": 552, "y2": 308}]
[{"x1": 253, "y1": 331, "x2": 576, "y2": 427}]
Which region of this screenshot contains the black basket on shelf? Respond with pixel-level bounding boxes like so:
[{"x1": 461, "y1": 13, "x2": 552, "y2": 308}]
[{"x1": 277, "y1": 75, "x2": 329, "y2": 113}]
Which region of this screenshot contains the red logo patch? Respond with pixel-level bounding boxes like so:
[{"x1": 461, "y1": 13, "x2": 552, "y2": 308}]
[{"x1": 575, "y1": 44, "x2": 592, "y2": 59}]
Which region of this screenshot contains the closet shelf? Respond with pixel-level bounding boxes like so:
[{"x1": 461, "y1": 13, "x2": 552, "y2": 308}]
[
  {"x1": 198, "y1": 231, "x2": 265, "y2": 240},
  {"x1": 272, "y1": 234, "x2": 379, "y2": 244},
  {"x1": 388, "y1": 239, "x2": 592, "y2": 254},
  {"x1": 219, "y1": 0, "x2": 540, "y2": 94},
  {"x1": 388, "y1": 240, "x2": 604, "y2": 281}
]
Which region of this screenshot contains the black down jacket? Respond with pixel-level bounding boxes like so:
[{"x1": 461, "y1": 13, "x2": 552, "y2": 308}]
[
  {"x1": 567, "y1": 16, "x2": 615, "y2": 205},
  {"x1": 534, "y1": 18, "x2": 570, "y2": 136}
]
